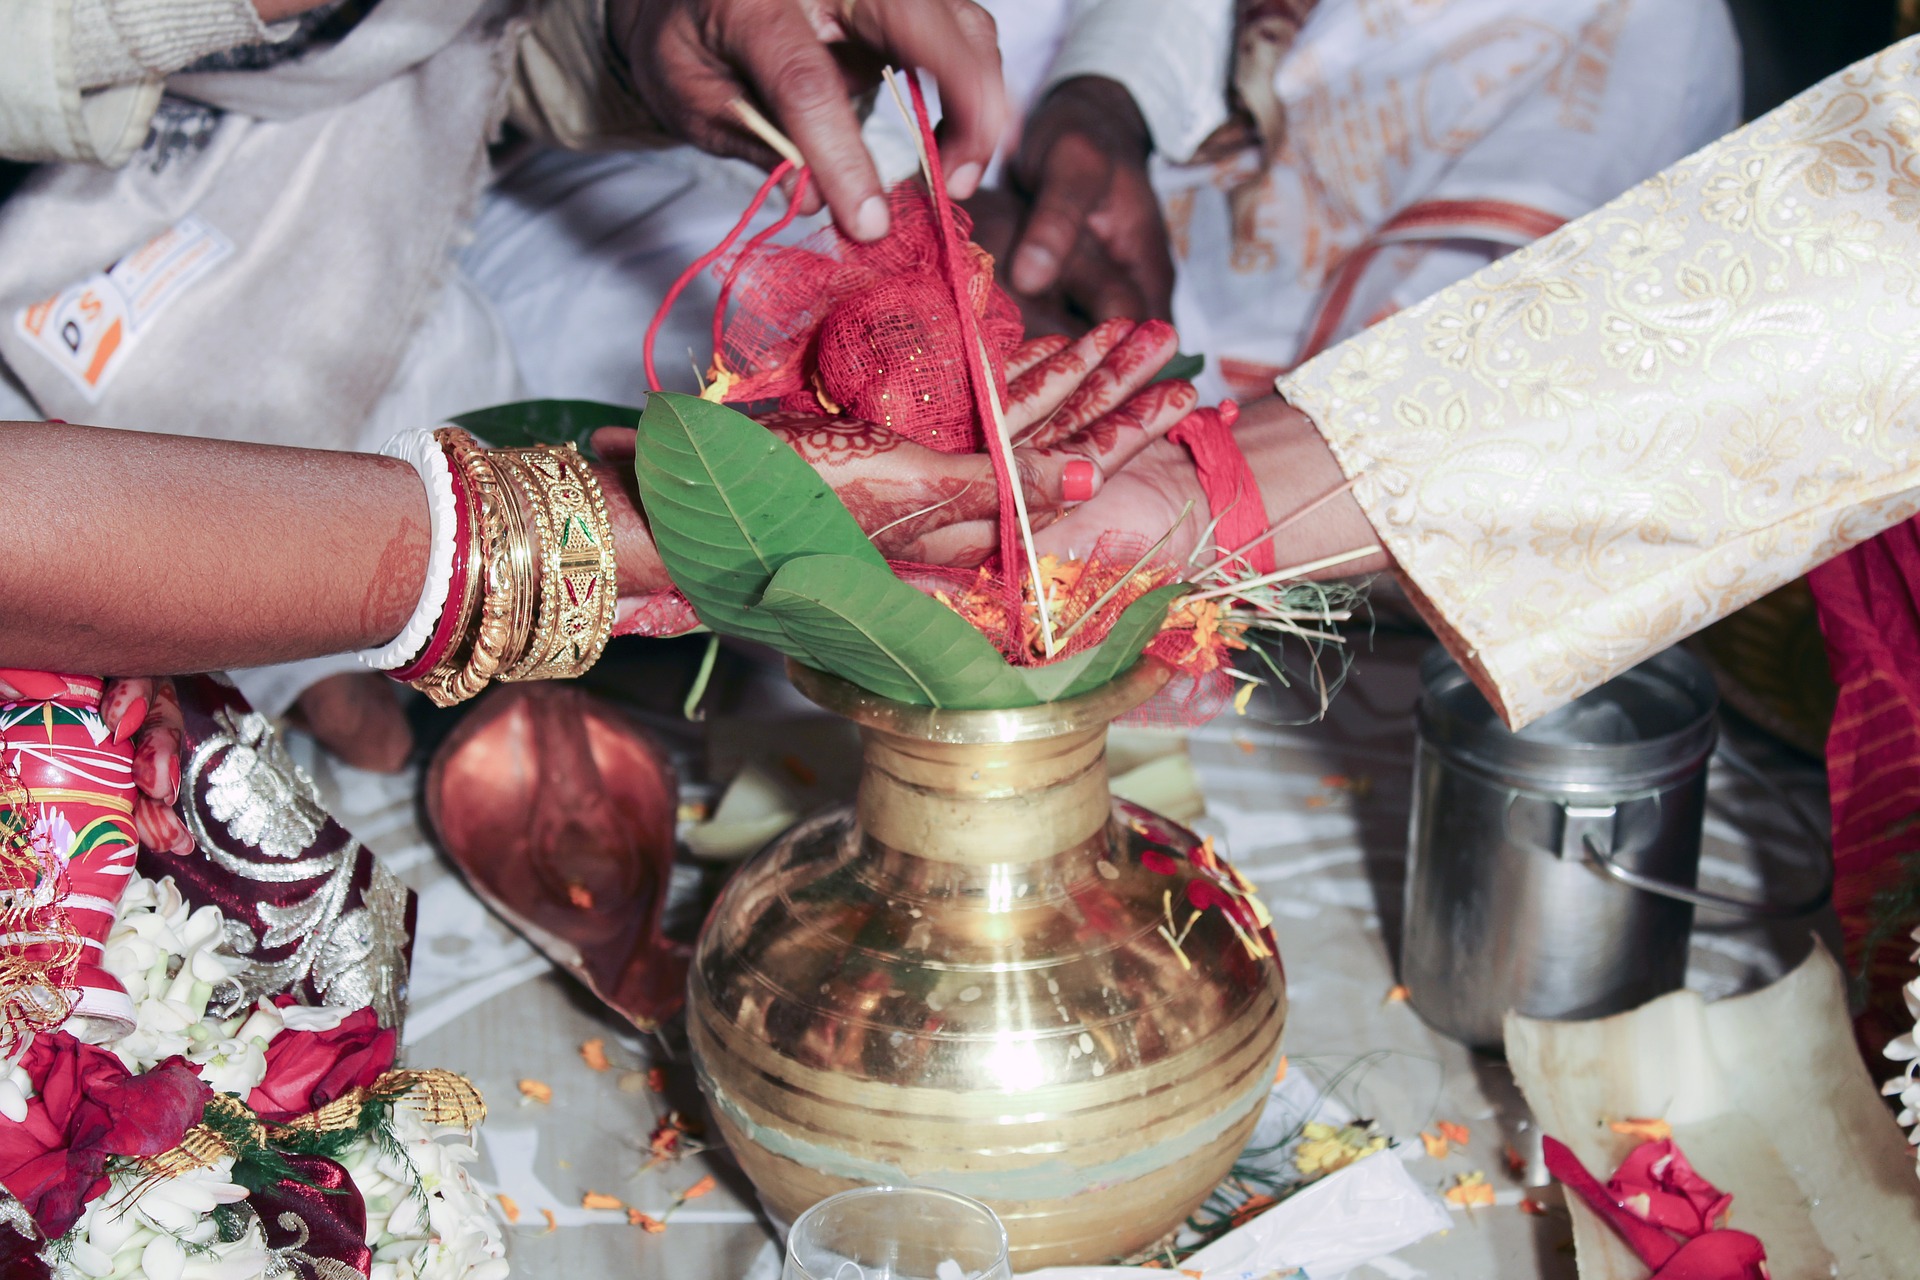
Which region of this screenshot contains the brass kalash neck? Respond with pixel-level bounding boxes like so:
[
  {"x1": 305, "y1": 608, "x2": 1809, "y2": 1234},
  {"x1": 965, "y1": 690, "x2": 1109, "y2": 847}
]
[{"x1": 789, "y1": 660, "x2": 1170, "y2": 870}]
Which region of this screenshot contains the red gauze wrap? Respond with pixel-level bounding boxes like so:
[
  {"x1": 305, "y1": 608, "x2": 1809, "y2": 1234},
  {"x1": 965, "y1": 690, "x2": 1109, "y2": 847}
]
[{"x1": 711, "y1": 186, "x2": 1023, "y2": 455}]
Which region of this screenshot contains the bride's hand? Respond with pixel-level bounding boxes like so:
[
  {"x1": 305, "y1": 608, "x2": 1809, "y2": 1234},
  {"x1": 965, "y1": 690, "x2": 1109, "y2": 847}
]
[{"x1": 768, "y1": 317, "x2": 1195, "y2": 564}]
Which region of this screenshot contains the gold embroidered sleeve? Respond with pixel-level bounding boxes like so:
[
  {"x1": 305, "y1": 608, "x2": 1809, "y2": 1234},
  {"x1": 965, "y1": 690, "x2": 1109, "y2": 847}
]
[{"x1": 1279, "y1": 37, "x2": 1920, "y2": 729}]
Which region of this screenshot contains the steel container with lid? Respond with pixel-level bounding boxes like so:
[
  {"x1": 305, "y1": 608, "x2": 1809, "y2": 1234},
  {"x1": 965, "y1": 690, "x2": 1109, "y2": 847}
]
[{"x1": 1404, "y1": 646, "x2": 1723, "y2": 1049}]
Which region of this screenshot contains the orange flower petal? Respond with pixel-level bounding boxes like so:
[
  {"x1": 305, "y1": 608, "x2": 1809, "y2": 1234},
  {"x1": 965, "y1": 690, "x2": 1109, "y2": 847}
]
[
  {"x1": 580, "y1": 1038, "x2": 611, "y2": 1072},
  {"x1": 518, "y1": 1078, "x2": 554, "y2": 1104},
  {"x1": 1421, "y1": 1131, "x2": 1450, "y2": 1160},
  {"x1": 1608, "y1": 1117, "x2": 1672, "y2": 1141},
  {"x1": 497, "y1": 1194, "x2": 521, "y2": 1224},
  {"x1": 1383, "y1": 984, "x2": 1410, "y2": 1005},
  {"x1": 582, "y1": 1191, "x2": 625, "y2": 1211},
  {"x1": 1437, "y1": 1121, "x2": 1470, "y2": 1146},
  {"x1": 682, "y1": 1176, "x2": 717, "y2": 1201},
  {"x1": 629, "y1": 1210, "x2": 667, "y2": 1234}
]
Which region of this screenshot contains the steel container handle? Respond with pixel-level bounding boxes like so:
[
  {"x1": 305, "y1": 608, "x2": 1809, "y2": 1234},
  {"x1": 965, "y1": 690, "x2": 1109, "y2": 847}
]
[{"x1": 1580, "y1": 834, "x2": 1832, "y2": 919}]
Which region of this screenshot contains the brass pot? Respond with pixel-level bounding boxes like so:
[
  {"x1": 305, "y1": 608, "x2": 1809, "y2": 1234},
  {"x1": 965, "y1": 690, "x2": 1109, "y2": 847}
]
[{"x1": 689, "y1": 660, "x2": 1287, "y2": 1268}]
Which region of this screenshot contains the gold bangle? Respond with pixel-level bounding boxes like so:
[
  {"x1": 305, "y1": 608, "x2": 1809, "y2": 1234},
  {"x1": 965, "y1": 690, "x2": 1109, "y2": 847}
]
[
  {"x1": 489, "y1": 449, "x2": 561, "y2": 682},
  {"x1": 412, "y1": 433, "x2": 537, "y2": 707},
  {"x1": 492, "y1": 444, "x2": 618, "y2": 682}
]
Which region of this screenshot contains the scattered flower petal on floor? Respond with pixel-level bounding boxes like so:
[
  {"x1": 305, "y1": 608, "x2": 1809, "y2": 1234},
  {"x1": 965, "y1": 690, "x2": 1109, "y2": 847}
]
[
  {"x1": 497, "y1": 1194, "x2": 521, "y2": 1224},
  {"x1": 1444, "y1": 1171, "x2": 1496, "y2": 1208},
  {"x1": 580, "y1": 1038, "x2": 611, "y2": 1072},
  {"x1": 519, "y1": 1078, "x2": 554, "y2": 1104},
  {"x1": 582, "y1": 1191, "x2": 625, "y2": 1210}
]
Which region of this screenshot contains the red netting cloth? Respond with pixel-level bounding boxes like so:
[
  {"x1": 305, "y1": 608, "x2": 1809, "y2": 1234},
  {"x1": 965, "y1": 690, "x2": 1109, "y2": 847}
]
[
  {"x1": 712, "y1": 184, "x2": 1024, "y2": 454},
  {"x1": 628, "y1": 76, "x2": 1232, "y2": 726}
]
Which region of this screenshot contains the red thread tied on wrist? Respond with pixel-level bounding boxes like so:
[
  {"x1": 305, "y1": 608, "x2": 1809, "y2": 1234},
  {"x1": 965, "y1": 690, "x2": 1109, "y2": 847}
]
[
  {"x1": 1170, "y1": 400, "x2": 1275, "y2": 577},
  {"x1": 388, "y1": 445, "x2": 475, "y2": 685}
]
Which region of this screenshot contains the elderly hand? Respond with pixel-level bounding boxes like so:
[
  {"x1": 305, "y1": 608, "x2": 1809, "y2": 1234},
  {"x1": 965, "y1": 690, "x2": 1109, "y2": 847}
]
[
  {"x1": 983, "y1": 76, "x2": 1174, "y2": 330},
  {"x1": 608, "y1": 0, "x2": 1007, "y2": 242}
]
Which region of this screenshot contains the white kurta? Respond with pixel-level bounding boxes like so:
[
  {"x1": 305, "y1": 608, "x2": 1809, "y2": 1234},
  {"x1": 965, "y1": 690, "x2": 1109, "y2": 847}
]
[{"x1": 1280, "y1": 36, "x2": 1920, "y2": 730}]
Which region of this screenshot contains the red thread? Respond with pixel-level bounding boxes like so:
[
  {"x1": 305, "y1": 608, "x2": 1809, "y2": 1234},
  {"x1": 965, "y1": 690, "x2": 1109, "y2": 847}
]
[
  {"x1": 905, "y1": 71, "x2": 1020, "y2": 579},
  {"x1": 644, "y1": 159, "x2": 797, "y2": 392},
  {"x1": 712, "y1": 169, "x2": 813, "y2": 361},
  {"x1": 1171, "y1": 400, "x2": 1276, "y2": 576}
]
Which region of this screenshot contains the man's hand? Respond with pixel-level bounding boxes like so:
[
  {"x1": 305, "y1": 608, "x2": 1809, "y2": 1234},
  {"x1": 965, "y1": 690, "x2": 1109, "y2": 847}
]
[
  {"x1": 609, "y1": 0, "x2": 1008, "y2": 242},
  {"x1": 998, "y1": 76, "x2": 1174, "y2": 327}
]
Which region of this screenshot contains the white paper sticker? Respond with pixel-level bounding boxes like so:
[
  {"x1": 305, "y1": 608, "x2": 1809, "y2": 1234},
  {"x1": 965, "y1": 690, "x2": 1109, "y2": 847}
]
[{"x1": 13, "y1": 216, "x2": 232, "y2": 402}]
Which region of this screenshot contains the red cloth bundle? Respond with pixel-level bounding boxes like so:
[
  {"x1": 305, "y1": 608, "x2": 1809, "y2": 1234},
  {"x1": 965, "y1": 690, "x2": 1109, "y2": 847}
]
[{"x1": 715, "y1": 185, "x2": 1024, "y2": 453}]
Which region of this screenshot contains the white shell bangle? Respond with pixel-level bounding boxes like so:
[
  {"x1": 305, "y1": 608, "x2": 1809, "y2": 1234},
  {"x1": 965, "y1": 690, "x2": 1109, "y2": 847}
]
[{"x1": 358, "y1": 426, "x2": 459, "y2": 671}]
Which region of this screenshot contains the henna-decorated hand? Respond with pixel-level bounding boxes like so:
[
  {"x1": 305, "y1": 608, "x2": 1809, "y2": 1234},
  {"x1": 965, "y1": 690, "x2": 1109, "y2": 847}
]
[
  {"x1": 95, "y1": 677, "x2": 193, "y2": 856},
  {"x1": 857, "y1": 317, "x2": 1194, "y2": 564},
  {"x1": 588, "y1": 319, "x2": 1194, "y2": 634},
  {"x1": 1037, "y1": 395, "x2": 1393, "y2": 579}
]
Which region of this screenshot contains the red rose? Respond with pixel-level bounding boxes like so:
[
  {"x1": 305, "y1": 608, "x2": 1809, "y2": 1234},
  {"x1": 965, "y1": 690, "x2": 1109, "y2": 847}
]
[
  {"x1": 247, "y1": 1008, "x2": 396, "y2": 1124},
  {"x1": 0, "y1": 1034, "x2": 209, "y2": 1237}
]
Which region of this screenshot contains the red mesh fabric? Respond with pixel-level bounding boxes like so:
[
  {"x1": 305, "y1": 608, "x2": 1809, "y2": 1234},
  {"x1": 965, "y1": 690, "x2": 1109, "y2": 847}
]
[{"x1": 715, "y1": 184, "x2": 1023, "y2": 453}]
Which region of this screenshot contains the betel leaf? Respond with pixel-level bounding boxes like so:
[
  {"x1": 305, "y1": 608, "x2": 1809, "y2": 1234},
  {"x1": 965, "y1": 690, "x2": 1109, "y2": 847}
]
[
  {"x1": 756, "y1": 554, "x2": 1032, "y2": 708},
  {"x1": 453, "y1": 399, "x2": 643, "y2": 457},
  {"x1": 1150, "y1": 352, "x2": 1205, "y2": 385},
  {"x1": 633, "y1": 393, "x2": 886, "y2": 654},
  {"x1": 1052, "y1": 583, "x2": 1190, "y2": 701}
]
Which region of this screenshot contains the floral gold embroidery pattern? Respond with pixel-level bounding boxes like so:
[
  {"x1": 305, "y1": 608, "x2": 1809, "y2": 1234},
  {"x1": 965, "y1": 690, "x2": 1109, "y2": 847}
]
[{"x1": 1282, "y1": 38, "x2": 1920, "y2": 726}]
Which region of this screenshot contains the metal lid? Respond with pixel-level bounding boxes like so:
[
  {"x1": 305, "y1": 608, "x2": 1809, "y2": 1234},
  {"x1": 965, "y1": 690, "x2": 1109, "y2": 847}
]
[{"x1": 1417, "y1": 645, "x2": 1718, "y2": 794}]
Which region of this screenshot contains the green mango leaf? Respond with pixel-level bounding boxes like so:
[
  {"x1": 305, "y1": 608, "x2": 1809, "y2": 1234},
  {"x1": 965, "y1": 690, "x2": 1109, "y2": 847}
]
[
  {"x1": 634, "y1": 393, "x2": 886, "y2": 654},
  {"x1": 757, "y1": 554, "x2": 1032, "y2": 708},
  {"x1": 453, "y1": 399, "x2": 642, "y2": 458},
  {"x1": 1053, "y1": 584, "x2": 1190, "y2": 701},
  {"x1": 1150, "y1": 352, "x2": 1205, "y2": 385}
]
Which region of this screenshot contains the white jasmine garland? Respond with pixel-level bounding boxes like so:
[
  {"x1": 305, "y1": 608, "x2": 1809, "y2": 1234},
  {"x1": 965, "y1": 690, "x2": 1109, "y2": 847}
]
[
  {"x1": 0, "y1": 873, "x2": 509, "y2": 1278},
  {"x1": 1882, "y1": 924, "x2": 1920, "y2": 1173},
  {"x1": 343, "y1": 1105, "x2": 508, "y2": 1280},
  {"x1": 45, "y1": 1156, "x2": 267, "y2": 1280}
]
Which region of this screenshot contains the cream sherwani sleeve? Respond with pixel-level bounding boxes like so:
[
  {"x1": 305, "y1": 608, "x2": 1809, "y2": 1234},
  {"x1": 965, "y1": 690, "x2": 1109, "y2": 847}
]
[{"x1": 1278, "y1": 37, "x2": 1920, "y2": 730}]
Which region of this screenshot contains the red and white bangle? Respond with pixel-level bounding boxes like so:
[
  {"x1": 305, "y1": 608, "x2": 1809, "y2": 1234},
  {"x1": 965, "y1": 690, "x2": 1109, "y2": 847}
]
[
  {"x1": 389, "y1": 449, "x2": 477, "y2": 683},
  {"x1": 358, "y1": 427, "x2": 460, "y2": 671}
]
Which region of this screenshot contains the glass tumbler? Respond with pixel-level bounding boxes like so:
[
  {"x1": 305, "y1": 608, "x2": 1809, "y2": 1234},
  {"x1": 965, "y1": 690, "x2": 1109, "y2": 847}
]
[{"x1": 783, "y1": 1187, "x2": 1013, "y2": 1280}]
